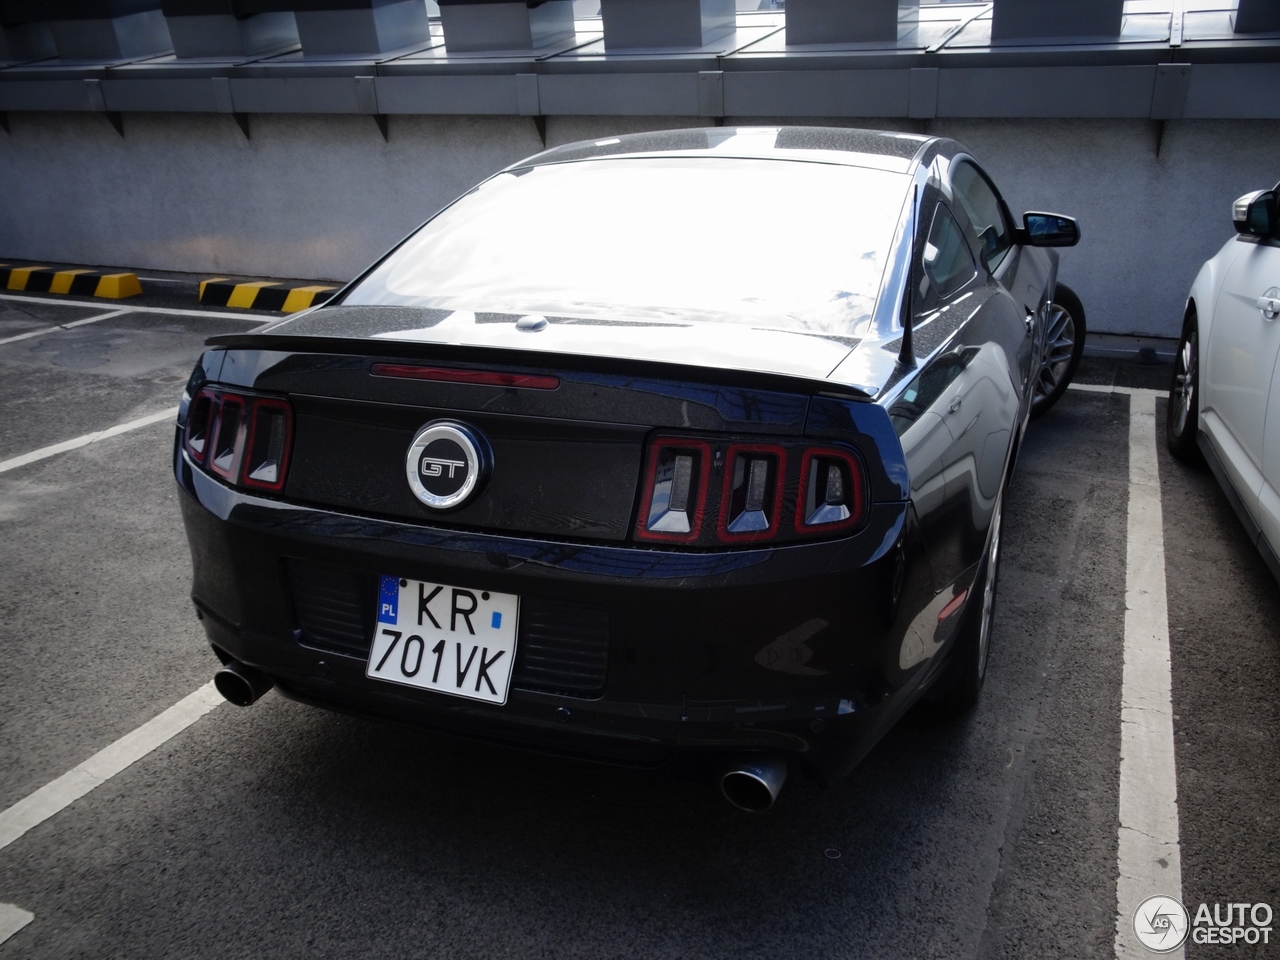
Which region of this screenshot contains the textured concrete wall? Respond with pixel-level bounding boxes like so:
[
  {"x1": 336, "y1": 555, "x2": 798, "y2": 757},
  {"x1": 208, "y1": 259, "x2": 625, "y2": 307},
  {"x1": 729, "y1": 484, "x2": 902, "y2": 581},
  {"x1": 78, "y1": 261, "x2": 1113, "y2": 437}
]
[
  {"x1": 1, "y1": 111, "x2": 1278, "y2": 337},
  {"x1": 931, "y1": 119, "x2": 1280, "y2": 341},
  {"x1": 0, "y1": 112, "x2": 546, "y2": 284}
]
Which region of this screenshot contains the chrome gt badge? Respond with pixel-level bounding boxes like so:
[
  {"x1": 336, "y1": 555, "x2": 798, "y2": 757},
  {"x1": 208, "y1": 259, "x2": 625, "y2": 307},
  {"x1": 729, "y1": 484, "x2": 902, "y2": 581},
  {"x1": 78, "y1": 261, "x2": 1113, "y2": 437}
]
[{"x1": 405, "y1": 421, "x2": 490, "y2": 510}]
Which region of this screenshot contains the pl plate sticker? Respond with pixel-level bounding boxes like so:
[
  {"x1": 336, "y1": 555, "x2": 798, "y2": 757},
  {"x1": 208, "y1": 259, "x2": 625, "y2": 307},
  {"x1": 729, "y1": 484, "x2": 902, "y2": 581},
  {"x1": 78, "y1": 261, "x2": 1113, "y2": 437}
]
[{"x1": 378, "y1": 575, "x2": 400, "y2": 624}]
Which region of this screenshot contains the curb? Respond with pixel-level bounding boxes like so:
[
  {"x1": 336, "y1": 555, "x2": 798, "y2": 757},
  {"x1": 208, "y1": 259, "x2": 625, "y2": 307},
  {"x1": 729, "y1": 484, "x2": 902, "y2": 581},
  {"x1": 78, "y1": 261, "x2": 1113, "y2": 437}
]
[
  {"x1": 2, "y1": 265, "x2": 142, "y2": 299},
  {"x1": 199, "y1": 278, "x2": 338, "y2": 314}
]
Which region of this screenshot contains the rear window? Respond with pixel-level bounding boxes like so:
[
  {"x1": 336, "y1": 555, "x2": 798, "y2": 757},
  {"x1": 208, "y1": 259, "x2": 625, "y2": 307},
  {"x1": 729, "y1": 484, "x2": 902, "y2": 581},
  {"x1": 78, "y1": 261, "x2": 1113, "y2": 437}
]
[{"x1": 343, "y1": 157, "x2": 909, "y2": 338}]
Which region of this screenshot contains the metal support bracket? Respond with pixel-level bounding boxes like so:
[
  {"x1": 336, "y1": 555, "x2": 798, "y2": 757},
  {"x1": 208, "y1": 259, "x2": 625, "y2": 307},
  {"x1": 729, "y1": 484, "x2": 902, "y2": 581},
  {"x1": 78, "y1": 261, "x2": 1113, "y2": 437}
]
[
  {"x1": 1151, "y1": 63, "x2": 1190, "y2": 121},
  {"x1": 698, "y1": 71, "x2": 724, "y2": 118},
  {"x1": 908, "y1": 67, "x2": 938, "y2": 119}
]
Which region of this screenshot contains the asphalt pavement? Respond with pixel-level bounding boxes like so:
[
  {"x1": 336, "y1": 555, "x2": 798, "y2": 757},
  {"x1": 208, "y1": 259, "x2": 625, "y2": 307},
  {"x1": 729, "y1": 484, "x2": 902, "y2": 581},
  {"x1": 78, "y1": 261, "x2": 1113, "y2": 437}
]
[{"x1": 0, "y1": 291, "x2": 1275, "y2": 959}]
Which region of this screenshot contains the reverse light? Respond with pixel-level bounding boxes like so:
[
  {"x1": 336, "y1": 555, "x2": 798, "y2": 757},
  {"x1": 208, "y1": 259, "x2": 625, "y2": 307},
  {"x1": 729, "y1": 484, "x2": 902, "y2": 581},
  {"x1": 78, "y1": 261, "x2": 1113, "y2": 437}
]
[
  {"x1": 636, "y1": 439, "x2": 711, "y2": 542},
  {"x1": 797, "y1": 447, "x2": 865, "y2": 533},
  {"x1": 185, "y1": 386, "x2": 294, "y2": 494},
  {"x1": 718, "y1": 444, "x2": 785, "y2": 542}
]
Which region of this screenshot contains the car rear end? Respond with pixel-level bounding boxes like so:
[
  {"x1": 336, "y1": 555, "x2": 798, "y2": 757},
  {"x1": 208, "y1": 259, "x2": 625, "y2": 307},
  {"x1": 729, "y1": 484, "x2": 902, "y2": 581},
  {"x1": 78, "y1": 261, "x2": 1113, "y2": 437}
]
[
  {"x1": 175, "y1": 128, "x2": 938, "y2": 797},
  {"x1": 174, "y1": 332, "x2": 913, "y2": 781}
]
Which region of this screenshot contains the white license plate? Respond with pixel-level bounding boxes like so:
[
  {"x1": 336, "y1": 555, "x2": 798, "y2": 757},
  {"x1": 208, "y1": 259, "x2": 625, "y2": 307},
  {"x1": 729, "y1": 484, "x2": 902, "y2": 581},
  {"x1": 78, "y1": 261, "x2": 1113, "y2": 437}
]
[{"x1": 367, "y1": 576, "x2": 520, "y2": 705}]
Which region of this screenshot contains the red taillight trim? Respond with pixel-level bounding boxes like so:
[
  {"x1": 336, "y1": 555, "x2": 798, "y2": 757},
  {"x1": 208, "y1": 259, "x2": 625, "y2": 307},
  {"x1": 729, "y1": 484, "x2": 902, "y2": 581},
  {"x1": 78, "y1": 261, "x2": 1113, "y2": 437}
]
[
  {"x1": 207, "y1": 393, "x2": 246, "y2": 482},
  {"x1": 634, "y1": 438, "x2": 712, "y2": 544},
  {"x1": 240, "y1": 396, "x2": 294, "y2": 493},
  {"x1": 371, "y1": 363, "x2": 559, "y2": 391},
  {"x1": 183, "y1": 387, "x2": 217, "y2": 465},
  {"x1": 716, "y1": 443, "x2": 786, "y2": 543},
  {"x1": 184, "y1": 387, "x2": 294, "y2": 496},
  {"x1": 794, "y1": 446, "x2": 867, "y2": 535}
]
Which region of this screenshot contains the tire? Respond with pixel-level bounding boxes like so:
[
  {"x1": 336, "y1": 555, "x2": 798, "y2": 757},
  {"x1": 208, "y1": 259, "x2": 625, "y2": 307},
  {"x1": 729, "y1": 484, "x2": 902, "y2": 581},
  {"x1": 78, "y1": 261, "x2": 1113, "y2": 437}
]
[
  {"x1": 933, "y1": 485, "x2": 1005, "y2": 712},
  {"x1": 1029, "y1": 282, "x2": 1087, "y2": 419},
  {"x1": 1167, "y1": 308, "x2": 1202, "y2": 463}
]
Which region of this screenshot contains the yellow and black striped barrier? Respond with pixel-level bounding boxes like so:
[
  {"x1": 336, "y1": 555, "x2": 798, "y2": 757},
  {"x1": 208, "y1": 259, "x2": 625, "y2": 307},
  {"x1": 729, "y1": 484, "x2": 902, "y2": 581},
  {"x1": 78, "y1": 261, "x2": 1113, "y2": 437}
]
[
  {"x1": 199, "y1": 278, "x2": 337, "y2": 314},
  {"x1": 1, "y1": 265, "x2": 142, "y2": 299}
]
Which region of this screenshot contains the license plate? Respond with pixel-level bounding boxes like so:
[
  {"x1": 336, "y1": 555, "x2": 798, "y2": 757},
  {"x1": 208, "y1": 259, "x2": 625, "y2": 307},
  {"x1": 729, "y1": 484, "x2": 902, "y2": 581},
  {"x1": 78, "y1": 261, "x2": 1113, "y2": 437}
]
[{"x1": 367, "y1": 576, "x2": 520, "y2": 705}]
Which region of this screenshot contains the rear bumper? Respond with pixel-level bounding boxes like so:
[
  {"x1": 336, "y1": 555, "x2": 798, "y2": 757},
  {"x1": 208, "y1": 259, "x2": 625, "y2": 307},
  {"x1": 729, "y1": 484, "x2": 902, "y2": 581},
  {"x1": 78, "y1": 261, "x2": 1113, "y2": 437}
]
[{"x1": 178, "y1": 446, "x2": 927, "y2": 779}]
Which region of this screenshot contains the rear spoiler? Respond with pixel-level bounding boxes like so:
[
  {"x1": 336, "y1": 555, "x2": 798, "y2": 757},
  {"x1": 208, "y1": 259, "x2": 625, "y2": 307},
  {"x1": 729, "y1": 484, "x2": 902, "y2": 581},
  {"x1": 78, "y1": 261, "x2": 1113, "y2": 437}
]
[{"x1": 203, "y1": 332, "x2": 876, "y2": 402}]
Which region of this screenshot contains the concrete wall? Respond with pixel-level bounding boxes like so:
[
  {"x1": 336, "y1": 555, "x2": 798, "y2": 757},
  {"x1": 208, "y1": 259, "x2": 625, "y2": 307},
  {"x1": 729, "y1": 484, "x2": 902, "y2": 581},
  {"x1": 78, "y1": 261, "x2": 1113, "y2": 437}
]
[
  {"x1": 1, "y1": 111, "x2": 1278, "y2": 337},
  {"x1": 933, "y1": 119, "x2": 1280, "y2": 340}
]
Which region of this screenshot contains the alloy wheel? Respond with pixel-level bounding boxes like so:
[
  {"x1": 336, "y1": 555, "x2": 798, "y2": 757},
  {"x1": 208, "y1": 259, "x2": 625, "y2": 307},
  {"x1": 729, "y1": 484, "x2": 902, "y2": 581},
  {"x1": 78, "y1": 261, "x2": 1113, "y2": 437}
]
[
  {"x1": 1172, "y1": 330, "x2": 1197, "y2": 437},
  {"x1": 1034, "y1": 304, "x2": 1077, "y2": 402}
]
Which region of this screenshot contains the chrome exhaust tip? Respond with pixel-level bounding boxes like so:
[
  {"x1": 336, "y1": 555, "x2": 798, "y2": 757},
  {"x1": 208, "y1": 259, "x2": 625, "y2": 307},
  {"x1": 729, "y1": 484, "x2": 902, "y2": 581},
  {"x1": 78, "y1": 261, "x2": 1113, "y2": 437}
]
[
  {"x1": 214, "y1": 660, "x2": 273, "y2": 706},
  {"x1": 720, "y1": 753, "x2": 788, "y2": 812}
]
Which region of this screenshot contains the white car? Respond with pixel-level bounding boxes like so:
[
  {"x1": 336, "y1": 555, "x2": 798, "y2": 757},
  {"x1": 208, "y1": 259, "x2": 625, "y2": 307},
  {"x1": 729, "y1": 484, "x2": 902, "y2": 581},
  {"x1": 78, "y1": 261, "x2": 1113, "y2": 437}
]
[{"x1": 1168, "y1": 183, "x2": 1280, "y2": 581}]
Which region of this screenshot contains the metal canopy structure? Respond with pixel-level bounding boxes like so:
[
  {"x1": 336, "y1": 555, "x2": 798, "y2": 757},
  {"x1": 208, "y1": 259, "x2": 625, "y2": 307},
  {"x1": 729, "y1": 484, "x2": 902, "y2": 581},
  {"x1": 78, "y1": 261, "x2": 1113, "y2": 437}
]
[{"x1": 0, "y1": 1, "x2": 1276, "y2": 122}]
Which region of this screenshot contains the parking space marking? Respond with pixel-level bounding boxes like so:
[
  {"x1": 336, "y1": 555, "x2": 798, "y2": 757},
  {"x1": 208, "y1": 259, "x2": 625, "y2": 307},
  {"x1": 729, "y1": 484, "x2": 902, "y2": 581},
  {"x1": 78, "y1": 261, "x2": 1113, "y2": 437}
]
[
  {"x1": 1070, "y1": 383, "x2": 1184, "y2": 954},
  {"x1": 1068, "y1": 383, "x2": 1162, "y2": 399},
  {"x1": 0, "y1": 683, "x2": 223, "y2": 852},
  {"x1": 0, "y1": 904, "x2": 34, "y2": 946},
  {"x1": 0, "y1": 307, "x2": 130, "y2": 347},
  {"x1": 0, "y1": 407, "x2": 178, "y2": 475},
  {"x1": 0, "y1": 293, "x2": 275, "y2": 323},
  {"x1": 1104, "y1": 389, "x2": 1183, "y2": 959}
]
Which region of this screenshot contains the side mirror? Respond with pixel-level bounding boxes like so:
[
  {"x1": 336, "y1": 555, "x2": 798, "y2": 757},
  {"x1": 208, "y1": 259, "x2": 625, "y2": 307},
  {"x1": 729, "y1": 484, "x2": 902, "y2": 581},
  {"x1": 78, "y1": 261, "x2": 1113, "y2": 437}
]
[
  {"x1": 1022, "y1": 212, "x2": 1080, "y2": 247},
  {"x1": 1233, "y1": 190, "x2": 1277, "y2": 237}
]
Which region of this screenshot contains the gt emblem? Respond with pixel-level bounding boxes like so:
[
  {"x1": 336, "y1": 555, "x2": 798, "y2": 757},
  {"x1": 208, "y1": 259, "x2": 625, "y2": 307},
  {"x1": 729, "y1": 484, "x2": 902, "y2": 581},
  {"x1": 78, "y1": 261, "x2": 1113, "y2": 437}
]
[
  {"x1": 421, "y1": 457, "x2": 465, "y2": 479},
  {"x1": 405, "y1": 421, "x2": 491, "y2": 510}
]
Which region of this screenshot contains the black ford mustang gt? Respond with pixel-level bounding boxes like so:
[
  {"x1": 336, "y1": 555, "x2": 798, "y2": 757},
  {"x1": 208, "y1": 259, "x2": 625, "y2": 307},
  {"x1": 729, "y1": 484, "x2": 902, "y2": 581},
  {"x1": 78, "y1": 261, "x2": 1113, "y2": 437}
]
[{"x1": 175, "y1": 127, "x2": 1081, "y2": 811}]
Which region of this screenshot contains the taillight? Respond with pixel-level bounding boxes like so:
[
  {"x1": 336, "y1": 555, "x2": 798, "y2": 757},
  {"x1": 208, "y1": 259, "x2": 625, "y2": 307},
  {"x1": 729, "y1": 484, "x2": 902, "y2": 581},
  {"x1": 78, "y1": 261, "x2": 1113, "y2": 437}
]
[
  {"x1": 796, "y1": 447, "x2": 865, "y2": 533},
  {"x1": 208, "y1": 394, "x2": 244, "y2": 481},
  {"x1": 242, "y1": 397, "x2": 293, "y2": 491},
  {"x1": 718, "y1": 444, "x2": 785, "y2": 542},
  {"x1": 184, "y1": 386, "x2": 294, "y2": 494},
  {"x1": 635, "y1": 439, "x2": 711, "y2": 542},
  {"x1": 183, "y1": 389, "x2": 215, "y2": 463},
  {"x1": 635, "y1": 435, "x2": 867, "y2": 547}
]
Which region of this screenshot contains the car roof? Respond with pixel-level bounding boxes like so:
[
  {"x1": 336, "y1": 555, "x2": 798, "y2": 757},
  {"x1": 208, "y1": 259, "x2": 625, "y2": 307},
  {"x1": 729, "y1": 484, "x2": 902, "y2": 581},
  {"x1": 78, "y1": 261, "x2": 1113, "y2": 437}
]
[{"x1": 510, "y1": 126, "x2": 936, "y2": 176}]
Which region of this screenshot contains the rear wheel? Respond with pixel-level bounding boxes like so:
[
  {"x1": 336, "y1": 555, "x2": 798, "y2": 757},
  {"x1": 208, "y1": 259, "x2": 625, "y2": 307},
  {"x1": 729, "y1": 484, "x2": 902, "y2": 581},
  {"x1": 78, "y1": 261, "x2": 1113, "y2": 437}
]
[
  {"x1": 933, "y1": 486, "x2": 1004, "y2": 712},
  {"x1": 1030, "y1": 283, "x2": 1087, "y2": 419},
  {"x1": 1167, "y1": 309, "x2": 1201, "y2": 463}
]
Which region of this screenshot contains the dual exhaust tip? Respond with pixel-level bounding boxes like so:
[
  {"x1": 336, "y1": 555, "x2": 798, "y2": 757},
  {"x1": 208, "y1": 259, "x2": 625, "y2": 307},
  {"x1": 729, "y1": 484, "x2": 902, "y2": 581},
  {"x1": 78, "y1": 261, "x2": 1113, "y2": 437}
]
[{"x1": 213, "y1": 660, "x2": 788, "y2": 811}]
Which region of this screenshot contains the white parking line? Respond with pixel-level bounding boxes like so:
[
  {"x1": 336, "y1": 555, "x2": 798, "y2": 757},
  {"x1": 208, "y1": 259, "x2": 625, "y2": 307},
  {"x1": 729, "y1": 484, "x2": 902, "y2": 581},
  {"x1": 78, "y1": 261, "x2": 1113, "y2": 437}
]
[
  {"x1": 0, "y1": 293, "x2": 274, "y2": 323},
  {"x1": 1114, "y1": 391, "x2": 1183, "y2": 958},
  {"x1": 0, "y1": 904, "x2": 34, "y2": 946},
  {"x1": 0, "y1": 407, "x2": 178, "y2": 475},
  {"x1": 1068, "y1": 382, "x2": 1162, "y2": 399},
  {"x1": 1116, "y1": 389, "x2": 1182, "y2": 957},
  {"x1": 0, "y1": 683, "x2": 224, "y2": 852},
  {"x1": 0, "y1": 307, "x2": 130, "y2": 347},
  {"x1": 1067, "y1": 384, "x2": 1185, "y2": 955}
]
